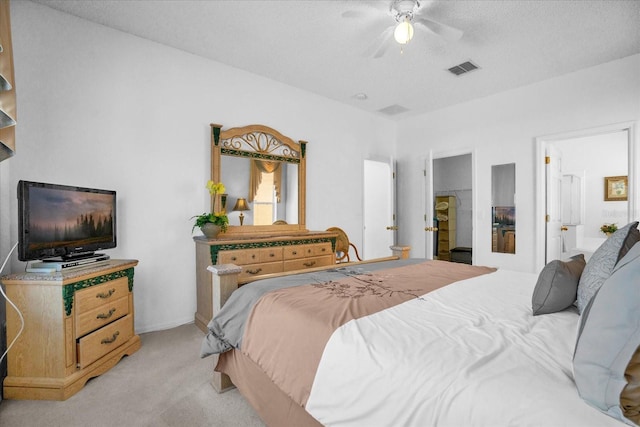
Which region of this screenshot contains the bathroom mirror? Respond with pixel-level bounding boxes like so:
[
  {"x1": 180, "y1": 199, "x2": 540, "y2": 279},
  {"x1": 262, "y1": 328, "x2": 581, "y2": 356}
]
[
  {"x1": 211, "y1": 123, "x2": 307, "y2": 237},
  {"x1": 491, "y1": 163, "x2": 516, "y2": 253}
]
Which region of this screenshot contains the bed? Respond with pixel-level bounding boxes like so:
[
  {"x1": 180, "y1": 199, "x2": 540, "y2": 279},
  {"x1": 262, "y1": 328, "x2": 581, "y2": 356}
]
[{"x1": 201, "y1": 222, "x2": 640, "y2": 427}]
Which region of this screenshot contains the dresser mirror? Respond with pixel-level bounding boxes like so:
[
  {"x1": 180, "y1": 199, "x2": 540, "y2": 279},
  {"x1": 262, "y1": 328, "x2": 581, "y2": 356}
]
[{"x1": 211, "y1": 123, "x2": 307, "y2": 237}]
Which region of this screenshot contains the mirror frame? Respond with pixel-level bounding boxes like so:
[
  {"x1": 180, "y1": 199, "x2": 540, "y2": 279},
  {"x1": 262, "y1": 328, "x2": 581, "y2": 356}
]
[{"x1": 211, "y1": 123, "x2": 308, "y2": 237}]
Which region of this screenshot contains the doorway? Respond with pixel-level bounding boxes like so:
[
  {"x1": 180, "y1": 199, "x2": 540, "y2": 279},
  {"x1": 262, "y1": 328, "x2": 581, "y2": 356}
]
[
  {"x1": 425, "y1": 152, "x2": 474, "y2": 263},
  {"x1": 535, "y1": 122, "x2": 637, "y2": 269}
]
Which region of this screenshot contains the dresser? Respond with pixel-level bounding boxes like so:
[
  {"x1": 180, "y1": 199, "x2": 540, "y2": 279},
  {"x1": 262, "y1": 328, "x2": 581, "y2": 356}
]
[
  {"x1": 1, "y1": 259, "x2": 140, "y2": 400},
  {"x1": 194, "y1": 232, "x2": 337, "y2": 332}
]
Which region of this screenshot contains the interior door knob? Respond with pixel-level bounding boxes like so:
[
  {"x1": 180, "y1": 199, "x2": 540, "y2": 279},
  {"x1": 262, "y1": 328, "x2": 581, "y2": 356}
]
[{"x1": 386, "y1": 226, "x2": 398, "y2": 230}]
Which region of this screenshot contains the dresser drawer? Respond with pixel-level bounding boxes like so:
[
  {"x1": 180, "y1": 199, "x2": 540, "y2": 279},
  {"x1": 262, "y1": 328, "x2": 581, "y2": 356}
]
[
  {"x1": 75, "y1": 277, "x2": 129, "y2": 314},
  {"x1": 283, "y1": 245, "x2": 307, "y2": 260},
  {"x1": 77, "y1": 314, "x2": 133, "y2": 369},
  {"x1": 259, "y1": 247, "x2": 283, "y2": 263},
  {"x1": 284, "y1": 255, "x2": 334, "y2": 271},
  {"x1": 309, "y1": 242, "x2": 332, "y2": 257},
  {"x1": 284, "y1": 243, "x2": 333, "y2": 260},
  {"x1": 238, "y1": 262, "x2": 283, "y2": 281},
  {"x1": 76, "y1": 295, "x2": 129, "y2": 338},
  {"x1": 218, "y1": 248, "x2": 260, "y2": 265}
]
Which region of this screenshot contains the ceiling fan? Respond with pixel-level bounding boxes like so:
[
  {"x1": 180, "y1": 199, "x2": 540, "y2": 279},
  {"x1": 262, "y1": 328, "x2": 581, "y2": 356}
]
[{"x1": 343, "y1": 0, "x2": 464, "y2": 58}]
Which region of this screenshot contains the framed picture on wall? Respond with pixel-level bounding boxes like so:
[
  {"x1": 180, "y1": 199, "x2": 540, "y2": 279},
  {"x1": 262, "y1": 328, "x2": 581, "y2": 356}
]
[{"x1": 604, "y1": 175, "x2": 628, "y2": 201}]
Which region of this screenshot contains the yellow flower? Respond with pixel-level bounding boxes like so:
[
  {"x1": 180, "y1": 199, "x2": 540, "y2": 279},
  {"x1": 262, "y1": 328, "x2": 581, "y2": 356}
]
[{"x1": 206, "y1": 180, "x2": 225, "y2": 195}]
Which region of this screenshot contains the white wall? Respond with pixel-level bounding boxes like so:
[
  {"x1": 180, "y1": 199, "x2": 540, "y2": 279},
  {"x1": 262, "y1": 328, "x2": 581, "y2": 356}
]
[
  {"x1": 1, "y1": 1, "x2": 396, "y2": 333},
  {"x1": 396, "y1": 54, "x2": 640, "y2": 273}
]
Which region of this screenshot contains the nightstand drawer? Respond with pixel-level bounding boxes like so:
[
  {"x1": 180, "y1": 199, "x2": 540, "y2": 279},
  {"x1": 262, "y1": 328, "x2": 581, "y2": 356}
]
[
  {"x1": 76, "y1": 295, "x2": 129, "y2": 338},
  {"x1": 75, "y1": 277, "x2": 129, "y2": 314},
  {"x1": 77, "y1": 314, "x2": 133, "y2": 369}
]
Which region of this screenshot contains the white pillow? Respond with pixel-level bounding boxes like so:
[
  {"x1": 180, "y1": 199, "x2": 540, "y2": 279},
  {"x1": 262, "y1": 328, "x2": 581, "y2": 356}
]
[{"x1": 573, "y1": 241, "x2": 640, "y2": 425}]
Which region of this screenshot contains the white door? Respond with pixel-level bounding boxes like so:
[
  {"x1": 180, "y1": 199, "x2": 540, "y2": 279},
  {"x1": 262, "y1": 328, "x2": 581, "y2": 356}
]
[
  {"x1": 363, "y1": 159, "x2": 395, "y2": 259},
  {"x1": 424, "y1": 153, "x2": 435, "y2": 259},
  {"x1": 545, "y1": 144, "x2": 563, "y2": 263}
]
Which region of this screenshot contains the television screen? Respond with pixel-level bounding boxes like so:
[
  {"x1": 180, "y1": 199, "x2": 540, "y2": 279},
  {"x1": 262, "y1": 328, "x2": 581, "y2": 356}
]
[{"x1": 18, "y1": 180, "x2": 117, "y2": 261}]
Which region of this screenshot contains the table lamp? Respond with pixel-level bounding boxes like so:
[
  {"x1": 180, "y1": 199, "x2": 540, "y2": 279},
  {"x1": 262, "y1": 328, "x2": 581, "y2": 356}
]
[{"x1": 233, "y1": 198, "x2": 250, "y2": 226}]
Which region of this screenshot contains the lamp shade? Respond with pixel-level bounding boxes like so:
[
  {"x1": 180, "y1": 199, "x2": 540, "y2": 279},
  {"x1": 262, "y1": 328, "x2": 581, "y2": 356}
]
[{"x1": 233, "y1": 198, "x2": 250, "y2": 212}]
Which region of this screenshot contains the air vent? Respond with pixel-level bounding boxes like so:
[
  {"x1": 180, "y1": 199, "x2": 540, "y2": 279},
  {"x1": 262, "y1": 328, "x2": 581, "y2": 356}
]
[
  {"x1": 447, "y1": 60, "x2": 480, "y2": 76},
  {"x1": 378, "y1": 104, "x2": 410, "y2": 115}
]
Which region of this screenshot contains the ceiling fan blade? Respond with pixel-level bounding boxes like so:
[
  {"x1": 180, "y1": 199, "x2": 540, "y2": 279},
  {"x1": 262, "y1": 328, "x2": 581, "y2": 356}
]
[
  {"x1": 363, "y1": 26, "x2": 394, "y2": 59},
  {"x1": 341, "y1": 10, "x2": 368, "y2": 19},
  {"x1": 342, "y1": 0, "x2": 390, "y2": 19},
  {"x1": 415, "y1": 17, "x2": 463, "y2": 42}
]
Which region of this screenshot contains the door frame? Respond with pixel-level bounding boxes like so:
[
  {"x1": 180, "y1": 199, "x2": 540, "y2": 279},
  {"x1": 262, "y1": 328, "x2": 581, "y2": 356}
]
[
  {"x1": 534, "y1": 121, "x2": 638, "y2": 271},
  {"x1": 424, "y1": 148, "x2": 476, "y2": 262}
]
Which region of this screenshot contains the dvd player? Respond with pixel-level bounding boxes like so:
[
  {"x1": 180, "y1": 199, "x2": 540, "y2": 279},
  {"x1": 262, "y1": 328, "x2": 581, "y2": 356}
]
[{"x1": 27, "y1": 254, "x2": 111, "y2": 273}]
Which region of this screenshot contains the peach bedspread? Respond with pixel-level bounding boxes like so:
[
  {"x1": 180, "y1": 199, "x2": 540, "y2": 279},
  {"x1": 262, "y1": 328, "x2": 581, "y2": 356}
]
[{"x1": 239, "y1": 260, "x2": 496, "y2": 408}]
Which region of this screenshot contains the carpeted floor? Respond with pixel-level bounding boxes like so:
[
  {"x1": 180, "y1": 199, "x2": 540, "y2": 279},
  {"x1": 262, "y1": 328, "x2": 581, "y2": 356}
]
[{"x1": 0, "y1": 323, "x2": 266, "y2": 427}]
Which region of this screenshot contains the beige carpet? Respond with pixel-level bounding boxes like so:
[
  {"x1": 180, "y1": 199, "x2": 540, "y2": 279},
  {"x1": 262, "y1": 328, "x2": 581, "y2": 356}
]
[{"x1": 0, "y1": 323, "x2": 266, "y2": 427}]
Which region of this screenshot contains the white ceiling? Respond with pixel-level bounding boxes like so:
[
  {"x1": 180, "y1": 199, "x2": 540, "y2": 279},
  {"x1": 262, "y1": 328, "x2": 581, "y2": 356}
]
[{"x1": 31, "y1": 0, "x2": 640, "y2": 119}]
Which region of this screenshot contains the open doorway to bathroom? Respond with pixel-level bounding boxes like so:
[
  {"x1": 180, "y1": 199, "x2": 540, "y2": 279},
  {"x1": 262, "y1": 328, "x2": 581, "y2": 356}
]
[
  {"x1": 555, "y1": 131, "x2": 628, "y2": 260},
  {"x1": 535, "y1": 122, "x2": 637, "y2": 269}
]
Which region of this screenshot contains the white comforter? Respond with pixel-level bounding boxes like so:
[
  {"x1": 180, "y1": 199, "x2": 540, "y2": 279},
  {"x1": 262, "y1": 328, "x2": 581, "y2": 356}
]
[{"x1": 306, "y1": 269, "x2": 625, "y2": 427}]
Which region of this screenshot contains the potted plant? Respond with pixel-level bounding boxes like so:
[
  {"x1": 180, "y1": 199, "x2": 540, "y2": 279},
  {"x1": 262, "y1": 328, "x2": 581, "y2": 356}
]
[
  {"x1": 192, "y1": 180, "x2": 229, "y2": 239},
  {"x1": 600, "y1": 223, "x2": 618, "y2": 237}
]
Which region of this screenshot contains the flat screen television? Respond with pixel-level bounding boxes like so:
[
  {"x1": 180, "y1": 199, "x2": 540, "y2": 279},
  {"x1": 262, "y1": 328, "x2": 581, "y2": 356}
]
[{"x1": 18, "y1": 180, "x2": 117, "y2": 261}]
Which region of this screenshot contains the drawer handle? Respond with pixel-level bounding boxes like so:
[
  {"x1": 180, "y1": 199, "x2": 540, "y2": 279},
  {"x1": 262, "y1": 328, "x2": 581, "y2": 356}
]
[
  {"x1": 96, "y1": 308, "x2": 116, "y2": 320},
  {"x1": 292, "y1": 251, "x2": 298, "y2": 255},
  {"x1": 251, "y1": 254, "x2": 256, "y2": 259},
  {"x1": 246, "y1": 268, "x2": 262, "y2": 275},
  {"x1": 269, "y1": 253, "x2": 275, "y2": 257},
  {"x1": 321, "y1": 248, "x2": 326, "y2": 252},
  {"x1": 303, "y1": 261, "x2": 316, "y2": 267},
  {"x1": 101, "y1": 331, "x2": 120, "y2": 344},
  {"x1": 231, "y1": 256, "x2": 237, "y2": 261},
  {"x1": 96, "y1": 289, "x2": 116, "y2": 299}
]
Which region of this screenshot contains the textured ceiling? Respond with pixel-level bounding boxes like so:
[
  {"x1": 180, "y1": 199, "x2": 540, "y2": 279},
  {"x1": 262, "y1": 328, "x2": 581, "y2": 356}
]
[{"x1": 31, "y1": 0, "x2": 640, "y2": 119}]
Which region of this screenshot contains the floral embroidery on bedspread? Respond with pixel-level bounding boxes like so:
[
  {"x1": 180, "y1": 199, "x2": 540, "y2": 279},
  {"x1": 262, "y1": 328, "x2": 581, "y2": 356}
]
[{"x1": 311, "y1": 270, "x2": 425, "y2": 300}]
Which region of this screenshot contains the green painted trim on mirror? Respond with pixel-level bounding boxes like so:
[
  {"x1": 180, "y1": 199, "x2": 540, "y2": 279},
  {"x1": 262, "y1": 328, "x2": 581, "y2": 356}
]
[
  {"x1": 220, "y1": 148, "x2": 300, "y2": 164},
  {"x1": 212, "y1": 125, "x2": 221, "y2": 146}
]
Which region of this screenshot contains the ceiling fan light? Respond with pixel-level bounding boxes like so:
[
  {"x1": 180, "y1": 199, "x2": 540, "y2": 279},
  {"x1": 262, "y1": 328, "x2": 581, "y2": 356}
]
[{"x1": 394, "y1": 20, "x2": 414, "y2": 44}]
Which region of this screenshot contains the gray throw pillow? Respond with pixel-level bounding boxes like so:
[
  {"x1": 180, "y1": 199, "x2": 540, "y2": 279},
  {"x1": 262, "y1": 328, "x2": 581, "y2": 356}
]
[
  {"x1": 576, "y1": 221, "x2": 639, "y2": 313},
  {"x1": 618, "y1": 226, "x2": 640, "y2": 262},
  {"x1": 532, "y1": 254, "x2": 585, "y2": 315},
  {"x1": 573, "y1": 241, "x2": 640, "y2": 425}
]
